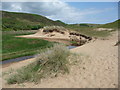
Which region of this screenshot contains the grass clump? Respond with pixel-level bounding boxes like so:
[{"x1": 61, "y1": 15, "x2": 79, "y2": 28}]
[{"x1": 7, "y1": 44, "x2": 70, "y2": 84}]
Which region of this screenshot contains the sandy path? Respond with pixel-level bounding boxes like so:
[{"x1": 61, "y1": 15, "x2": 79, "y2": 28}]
[{"x1": 2, "y1": 31, "x2": 118, "y2": 88}]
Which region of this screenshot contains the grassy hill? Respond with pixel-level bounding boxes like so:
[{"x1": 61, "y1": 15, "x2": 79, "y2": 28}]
[
  {"x1": 98, "y1": 19, "x2": 119, "y2": 29},
  {"x1": 67, "y1": 19, "x2": 119, "y2": 29},
  {"x1": 2, "y1": 10, "x2": 119, "y2": 31},
  {"x1": 66, "y1": 23, "x2": 100, "y2": 28},
  {"x1": 2, "y1": 11, "x2": 66, "y2": 31}
]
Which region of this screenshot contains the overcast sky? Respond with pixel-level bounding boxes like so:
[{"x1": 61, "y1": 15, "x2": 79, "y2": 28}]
[{"x1": 1, "y1": 1, "x2": 118, "y2": 24}]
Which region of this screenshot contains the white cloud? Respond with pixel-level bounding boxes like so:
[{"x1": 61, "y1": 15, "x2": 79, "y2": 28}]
[
  {"x1": 1, "y1": 0, "x2": 119, "y2": 2},
  {"x1": 1, "y1": 0, "x2": 114, "y2": 24}
]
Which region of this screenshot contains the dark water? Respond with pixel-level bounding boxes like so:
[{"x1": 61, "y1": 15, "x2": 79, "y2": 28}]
[
  {"x1": 1, "y1": 55, "x2": 35, "y2": 65},
  {"x1": 67, "y1": 46, "x2": 77, "y2": 49},
  {"x1": 1, "y1": 46, "x2": 77, "y2": 65}
]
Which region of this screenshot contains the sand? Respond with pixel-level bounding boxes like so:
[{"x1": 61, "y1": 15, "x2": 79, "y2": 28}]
[
  {"x1": 16, "y1": 29, "x2": 70, "y2": 40},
  {"x1": 2, "y1": 31, "x2": 118, "y2": 88},
  {"x1": 16, "y1": 28, "x2": 92, "y2": 45}
]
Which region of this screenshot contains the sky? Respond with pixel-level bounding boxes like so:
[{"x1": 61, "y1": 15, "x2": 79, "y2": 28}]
[{"x1": 1, "y1": 1, "x2": 118, "y2": 24}]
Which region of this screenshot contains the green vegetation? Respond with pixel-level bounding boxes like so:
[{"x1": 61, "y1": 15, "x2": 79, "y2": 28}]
[
  {"x1": 79, "y1": 24, "x2": 89, "y2": 27},
  {"x1": 98, "y1": 19, "x2": 120, "y2": 29},
  {"x1": 67, "y1": 23, "x2": 100, "y2": 28},
  {"x1": 65, "y1": 20, "x2": 119, "y2": 37},
  {"x1": 2, "y1": 31, "x2": 54, "y2": 61},
  {"x1": 2, "y1": 11, "x2": 66, "y2": 31},
  {"x1": 2, "y1": 10, "x2": 119, "y2": 85},
  {"x1": 2, "y1": 10, "x2": 118, "y2": 37},
  {"x1": 66, "y1": 25, "x2": 111, "y2": 37},
  {"x1": 70, "y1": 41, "x2": 78, "y2": 46},
  {"x1": 2, "y1": 10, "x2": 119, "y2": 61},
  {"x1": 77, "y1": 29, "x2": 111, "y2": 37},
  {"x1": 7, "y1": 44, "x2": 70, "y2": 84}
]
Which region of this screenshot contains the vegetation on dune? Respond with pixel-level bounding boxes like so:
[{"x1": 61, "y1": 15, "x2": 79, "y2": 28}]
[
  {"x1": 77, "y1": 29, "x2": 111, "y2": 37},
  {"x1": 66, "y1": 25, "x2": 111, "y2": 37},
  {"x1": 2, "y1": 31, "x2": 54, "y2": 61},
  {"x1": 65, "y1": 20, "x2": 118, "y2": 37},
  {"x1": 98, "y1": 19, "x2": 120, "y2": 29},
  {"x1": 7, "y1": 44, "x2": 70, "y2": 84}
]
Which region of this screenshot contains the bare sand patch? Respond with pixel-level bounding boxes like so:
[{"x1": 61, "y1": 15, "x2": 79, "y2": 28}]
[{"x1": 16, "y1": 27, "x2": 92, "y2": 45}]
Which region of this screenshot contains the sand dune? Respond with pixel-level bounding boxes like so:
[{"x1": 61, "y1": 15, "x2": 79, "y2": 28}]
[{"x1": 2, "y1": 31, "x2": 118, "y2": 88}]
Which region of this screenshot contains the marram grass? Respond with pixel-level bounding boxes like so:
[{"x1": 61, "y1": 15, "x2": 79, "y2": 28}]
[{"x1": 7, "y1": 44, "x2": 70, "y2": 84}]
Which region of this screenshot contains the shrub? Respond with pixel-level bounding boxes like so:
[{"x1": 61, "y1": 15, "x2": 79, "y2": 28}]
[
  {"x1": 7, "y1": 44, "x2": 70, "y2": 84},
  {"x1": 36, "y1": 44, "x2": 70, "y2": 75}
]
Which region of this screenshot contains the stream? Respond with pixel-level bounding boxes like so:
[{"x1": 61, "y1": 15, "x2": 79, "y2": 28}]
[{"x1": 1, "y1": 46, "x2": 77, "y2": 65}]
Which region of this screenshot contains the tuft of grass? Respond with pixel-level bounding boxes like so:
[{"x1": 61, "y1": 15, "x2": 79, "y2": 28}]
[{"x1": 7, "y1": 44, "x2": 70, "y2": 84}]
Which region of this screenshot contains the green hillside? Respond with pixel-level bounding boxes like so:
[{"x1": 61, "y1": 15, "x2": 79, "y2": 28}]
[
  {"x1": 1, "y1": 10, "x2": 119, "y2": 31},
  {"x1": 2, "y1": 11, "x2": 66, "y2": 31},
  {"x1": 67, "y1": 23, "x2": 100, "y2": 27},
  {"x1": 98, "y1": 19, "x2": 119, "y2": 28},
  {"x1": 68, "y1": 20, "x2": 119, "y2": 29}
]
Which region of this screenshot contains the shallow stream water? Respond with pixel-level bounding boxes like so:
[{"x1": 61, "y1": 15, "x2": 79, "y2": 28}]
[{"x1": 1, "y1": 46, "x2": 77, "y2": 65}]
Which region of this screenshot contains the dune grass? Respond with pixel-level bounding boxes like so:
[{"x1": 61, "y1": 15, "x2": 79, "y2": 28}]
[
  {"x1": 2, "y1": 31, "x2": 54, "y2": 61},
  {"x1": 66, "y1": 25, "x2": 111, "y2": 37},
  {"x1": 7, "y1": 44, "x2": 70, "y2": 84},
  {"x1": 77, "y1": 29, "x2": 111, "y2": 37}
]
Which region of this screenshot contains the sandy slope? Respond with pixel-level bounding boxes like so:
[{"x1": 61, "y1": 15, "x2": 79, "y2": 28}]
[
  {"x1": 71, "y1": 31, "x2": 118, "y2": 88},
  {"x1": 2, "y1": 31, "x2": 118, "y2": 88}
]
